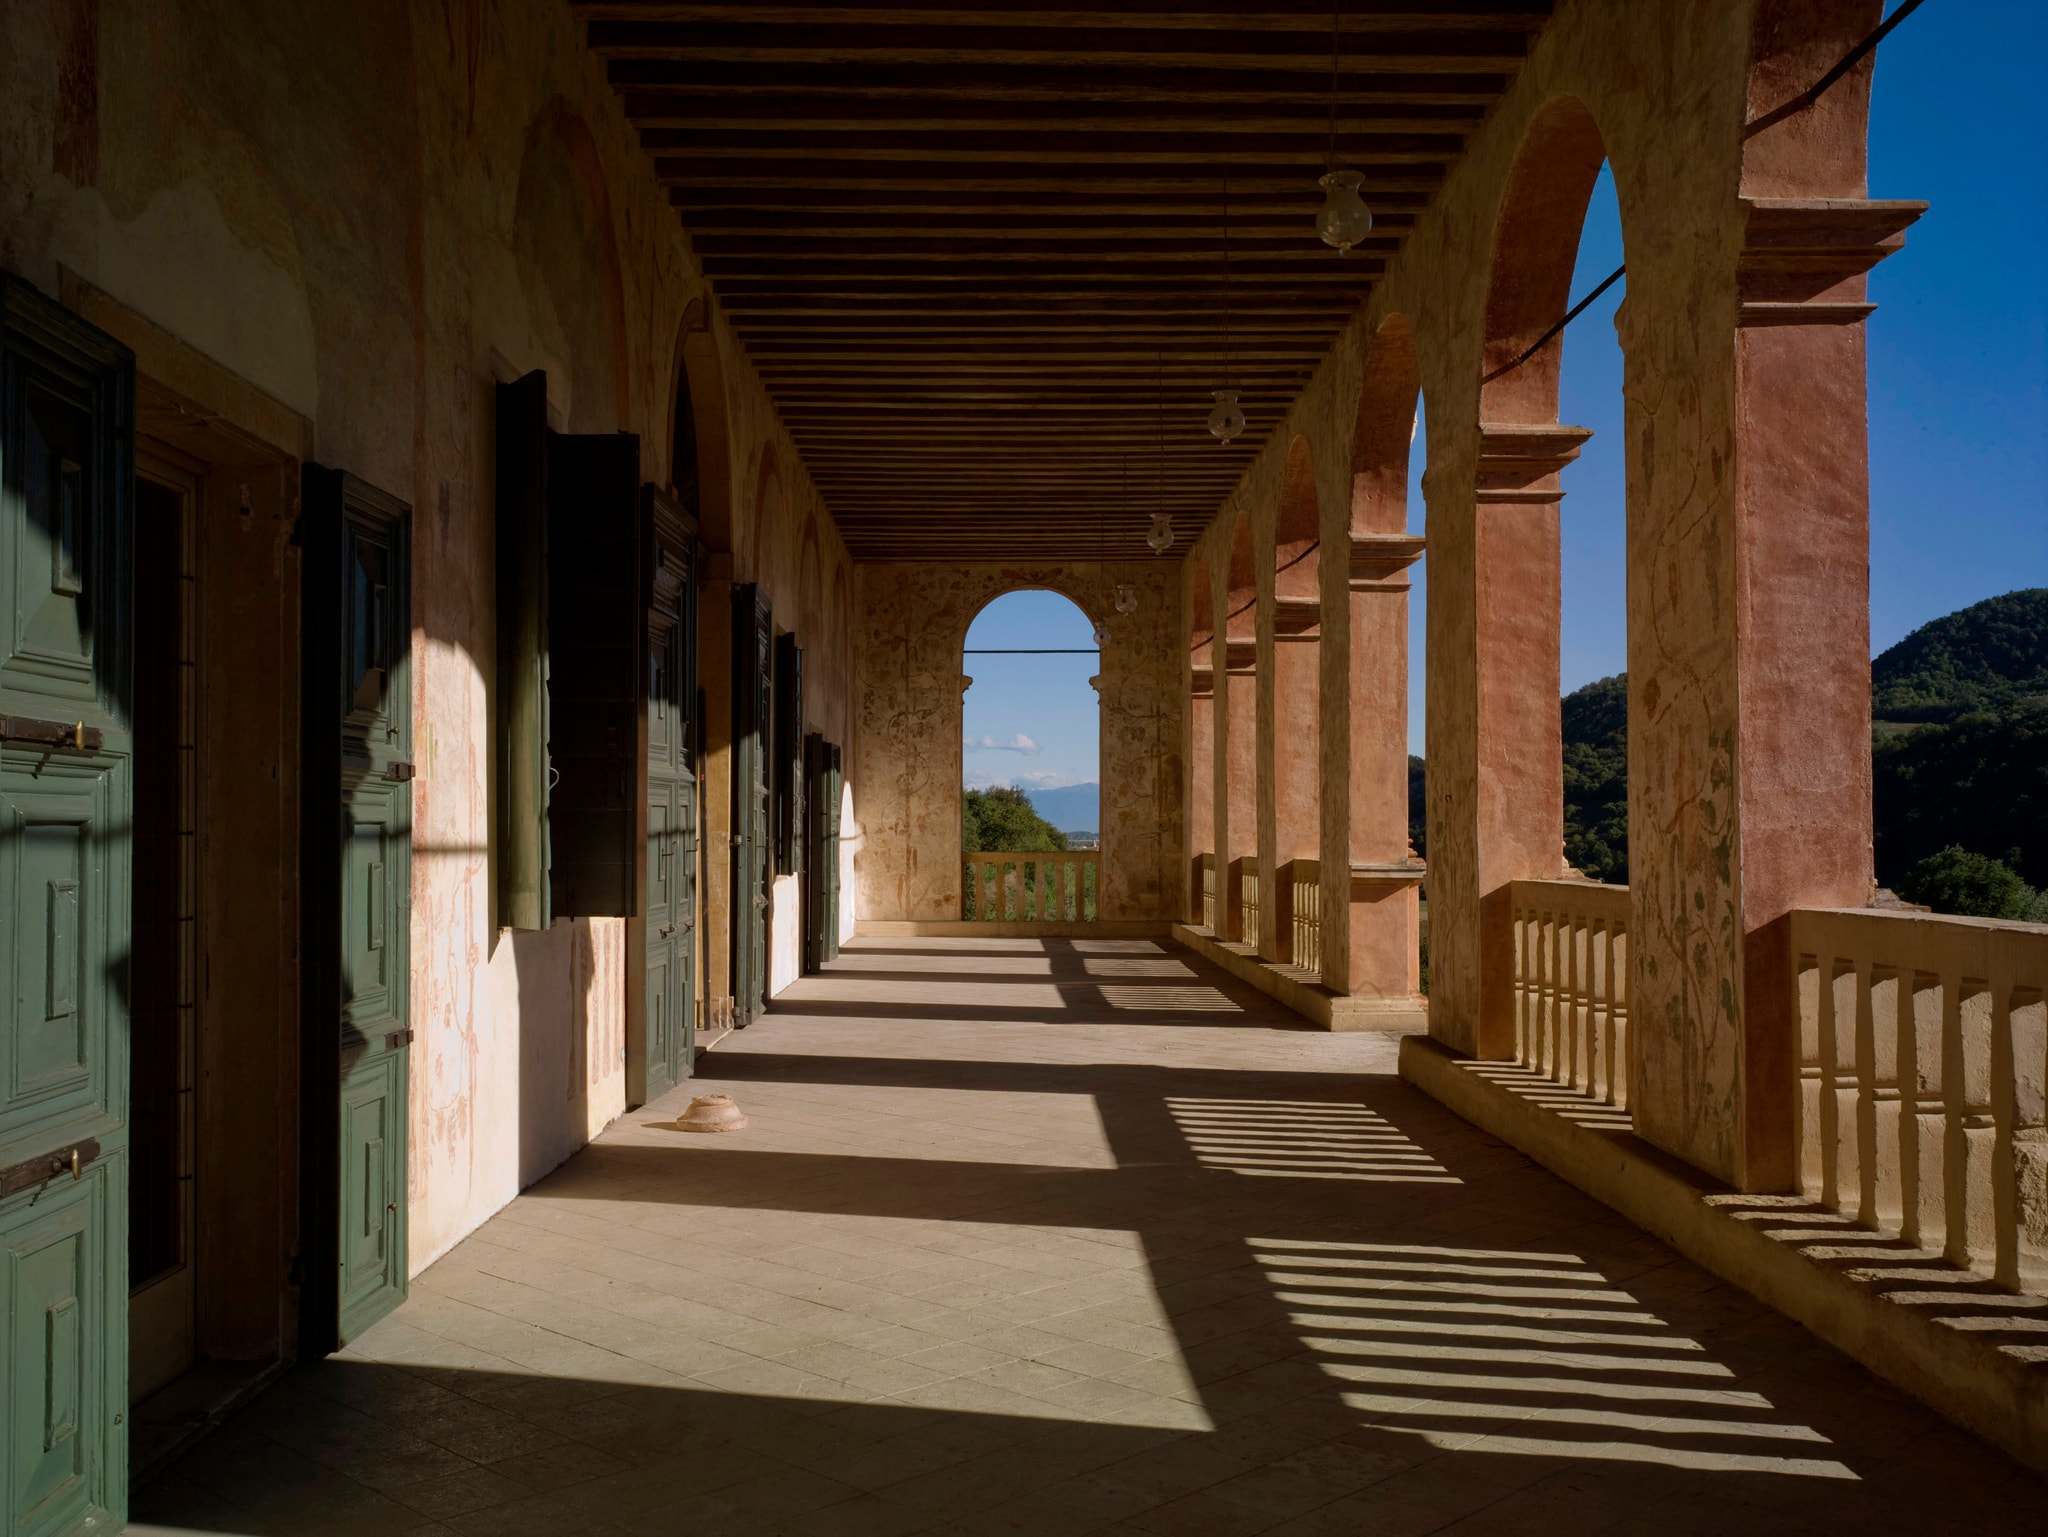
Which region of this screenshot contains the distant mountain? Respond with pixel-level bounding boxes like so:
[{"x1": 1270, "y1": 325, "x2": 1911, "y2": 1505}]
[
  {"x1": 1024, "y1": 782, "x2": 1099, "y2": 836},
  {"x1": 1872, "y1": 588, "x2": 2048, "y2": 723}
]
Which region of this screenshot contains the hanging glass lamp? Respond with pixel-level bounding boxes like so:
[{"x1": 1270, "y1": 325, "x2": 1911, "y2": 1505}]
[
  {"x1": 1146, "y1": 512, "x2": 1175, "y2": 553},
  {"x1": 1206, "y1": 389, "x2": 1246, "y2": 444},
  {"x1": 1317, "y1": 168, "x2": 1372, "y2": 254}
]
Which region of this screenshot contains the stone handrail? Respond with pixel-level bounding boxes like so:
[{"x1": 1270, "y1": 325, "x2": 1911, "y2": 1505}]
[
  {"x1": 962, "y1": 851, "x2": 1099, "y2": 923},
  {"x1": 1510, "y1": 878, "x2": 1632, "y2": 1110},
  {"x1": 1283, "y1": 858, "x2": 1322, "y2": 976},
  {"x1": 1791, "y1": 907, "x2": 2047, "y2": 1294}
]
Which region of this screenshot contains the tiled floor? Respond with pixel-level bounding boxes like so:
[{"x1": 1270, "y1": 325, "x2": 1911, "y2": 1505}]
[{"x1": 133, "y1": 937, "x2": 2046, "y2": 1535}]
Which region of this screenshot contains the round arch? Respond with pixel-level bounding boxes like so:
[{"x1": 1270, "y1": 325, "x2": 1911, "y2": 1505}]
[
  {"x1": 669, "y1": 295, "x2": 733, "y2": 550},
  {"x1": 1480, "y1": 95, "x2": 1612, "y2": 424}
]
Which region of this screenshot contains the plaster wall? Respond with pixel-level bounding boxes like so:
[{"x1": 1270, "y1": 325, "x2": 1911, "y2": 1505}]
[
  {"x1": 1186, "y1": 0, "x2": 1895, "y2": 1188},
  {"x1": 0, "y1": 0, "x2": 857, "y2": 1269},
  {"x1": 854, "y1": 562, "x2": 1182, "y2": 924}
]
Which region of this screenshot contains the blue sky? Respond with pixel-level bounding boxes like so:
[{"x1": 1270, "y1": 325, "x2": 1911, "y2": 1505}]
[
  {"x1": 962, "y1": 592, "x2": 1101, "y2": 790},
  {"x1": 1417, "y1": 0, "x2": 2048, "y2": 753},
  {"x1": 968, "y1": 0, "x2": 2048, "y2": 772}
]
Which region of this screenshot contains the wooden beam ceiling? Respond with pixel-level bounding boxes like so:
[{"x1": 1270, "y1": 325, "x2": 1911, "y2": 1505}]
[{"x1": 577, "y1": 1, "x2": 1552, "y2": 561}]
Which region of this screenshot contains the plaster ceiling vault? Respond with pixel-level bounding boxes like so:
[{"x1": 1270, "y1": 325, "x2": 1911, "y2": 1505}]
[{"x1": 576, "y1": 1, "x2": 1554, "y2": 561}]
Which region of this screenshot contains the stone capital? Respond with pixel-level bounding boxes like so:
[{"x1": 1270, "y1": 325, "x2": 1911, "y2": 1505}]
[
  {"x1": 1737, "y1": 197, "x2": 1925, "y2": 327},
  {"x1": 1349, "y1": 533, "x2": 1426, "y2": 591},
  {"x1": 1475, "y1": 423, "x2": 1594, "y2": 505},
  {"x1": 1273, "y1": 595, "x2": 1320, "y2": 639}
]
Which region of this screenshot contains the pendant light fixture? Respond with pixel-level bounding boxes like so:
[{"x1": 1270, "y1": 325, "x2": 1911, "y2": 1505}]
[
  {"x1": 1208, "y1": 166, "x2": 1246, "y2": 444},
  {"x1": 1316, "y1": 0, "x2": 1373, "y2": 254}
]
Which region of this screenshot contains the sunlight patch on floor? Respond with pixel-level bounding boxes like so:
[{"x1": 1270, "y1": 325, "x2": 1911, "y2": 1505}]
[
  {"x1": 1248, "y1": 1238, "x2": 1859, "y2": 1480},
  {"x1": 1168, "y1": 1099, "x2": 1461, "y2": 1183}
]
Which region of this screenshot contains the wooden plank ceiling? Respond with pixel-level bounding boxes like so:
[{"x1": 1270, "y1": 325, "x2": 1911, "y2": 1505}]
[{"x1": 577, "y1": 1, "x2": 1553, "y2": 561}]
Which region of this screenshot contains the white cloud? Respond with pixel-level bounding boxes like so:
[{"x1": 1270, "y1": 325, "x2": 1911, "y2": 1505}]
[{"x1": 964, "y1": 733, "x2": 1039, "y2": 755}]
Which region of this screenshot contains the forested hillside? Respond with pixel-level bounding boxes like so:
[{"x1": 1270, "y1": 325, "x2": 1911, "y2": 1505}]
[{"x1": 1408, "y1": 590, "x2": 2048, "y2": 919}]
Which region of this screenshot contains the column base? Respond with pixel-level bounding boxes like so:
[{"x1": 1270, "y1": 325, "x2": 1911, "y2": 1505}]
[{"x1": 1173, "y1": 923, "x2": 1427, "y2": 1032}]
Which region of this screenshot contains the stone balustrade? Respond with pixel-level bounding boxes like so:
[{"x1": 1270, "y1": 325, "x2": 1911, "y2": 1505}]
[
  {"x1": 1791, "y1": 908, "x2": 2048, "y2": 1294},
  {"x1": 1240, "y1": 864, "x2": 1261, "y2": 953},
  {"x1": 1198, "y1": 852, "x2": 1217, "y2": 931},
  {"x1": 1282, "y1": 858, "x2": 1323, "y2": 976},
  {"x1": 961, "y1": 851, "x2": 1100, "y2": 923},
  {"x1": 1511, "y1": 878, "x2": 1632, "y2": 1111}
]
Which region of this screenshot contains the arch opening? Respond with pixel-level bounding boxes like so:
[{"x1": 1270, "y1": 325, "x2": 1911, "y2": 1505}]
[{"x1": 959, "y1": 589, "x2": 1103, "y2": 920}]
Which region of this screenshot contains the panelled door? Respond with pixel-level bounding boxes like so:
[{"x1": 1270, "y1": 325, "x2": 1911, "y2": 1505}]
[
  {"x1": 731, "y1": 584, "x2": 772, "y2": 1027},
  {"x1": 635, "y1": 486, "x2": 697, "y2": 1104},
  {"x1": 0, "y1": 275, "x2": 135, "y2": 1535},
  {"x1": 803, "y1": 734, "x2": 842, "y2": 973},
  {"x1": 301, "y1": 467, "x2": 412, "y2": 1354}
]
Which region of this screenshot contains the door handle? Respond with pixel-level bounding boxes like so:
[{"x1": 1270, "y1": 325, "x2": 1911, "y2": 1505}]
[
  {"x1": 0, "y1": 715, "x2": 101, "y2": 752},
  {"x1": 0, "y1": 1139, "x2": 98, "y2": 1201}
]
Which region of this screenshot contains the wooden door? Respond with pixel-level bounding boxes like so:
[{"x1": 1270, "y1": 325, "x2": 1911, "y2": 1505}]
[
  {"x1": 823, "y1": 742, "x2": 843, "y2": 963},
  {"x1": 731, "y1": 584, "x2": 771, "y2": 1026},
  {"x1": 802, "y1": 733, "x2": 842, "y2": 973},
  {"x1": 633, "y1": 487, "x2": 697, "y2": 1104},
  {"x1": 300, "y1": 467, "x2": 412, "y2": 1354},
  {"x1": 0, "y1": 273, "x2": 135, "y2": 1535}
]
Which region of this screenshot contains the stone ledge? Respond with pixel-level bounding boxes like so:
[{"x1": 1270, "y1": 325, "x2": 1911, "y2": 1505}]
[
  {"x1": 1172, "y1": 923, "x2": 1427, "y2": 1032},
  {"x1": 856, "y1": 920, "x2": 1171, "y2": 939},
  {"x1": 1398, "y1": 1033, "x2": 2048, "y2": 1477}
]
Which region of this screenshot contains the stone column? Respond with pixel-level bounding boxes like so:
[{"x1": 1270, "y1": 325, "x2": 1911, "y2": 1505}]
[
  {"x1": 1221, "y1": 636, "x2": 1257, "y2": 942},
  {"x1": 1628, "y1": 197, "x2": 1922, "y2": 1190},
  {"x1": 698, "y1": 555, "x2": 734, "y2": 1032},
  {"x1": 1267, "y1": 597, "x2": 1319, "y2": 963},
  {"x1": 1189, "y1": 661, "x2": 1215, "y2": 922},
  {"x1": 1434, "y1": 424, "x2": 1588, "y2": 1059},
  {"x1": 1345, "y1": 534, "x2": 1427, "y2": 1002}
]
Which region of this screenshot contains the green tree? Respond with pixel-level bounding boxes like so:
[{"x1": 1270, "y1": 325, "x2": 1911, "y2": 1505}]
[
  {"x1": 1895, "y1": 845, "x2": 2048, "y2": 923},
  {"x1": 962, "y1": 786, "x2": 1069, "y2": 853},
  {"x1": 1562, "y1": 673, "x2": 1629, "y2": 884},
  {"x1": 1874, "y1": 700, "x2": 2047, "y2": 889},
  {"x1": 1872, "y1": 588, "x2": 2048, "y2": 724}
]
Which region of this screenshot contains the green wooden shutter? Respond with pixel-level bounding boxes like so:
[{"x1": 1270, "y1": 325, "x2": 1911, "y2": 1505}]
[
  {"x1": 0, "y1": 273, "x2": 135, "y2": 1535},
  {"x1": 300, "y1": 466, "x2": 413, "y2": 1354},
  {"x1": 731, "y1": 585, "x2": 772, "y2": 1025},
  {"x1": 547, "y1": 431, "x2": 641, "y2": 919},
  {"x1": 773, "y1": 633, "x2": 804, "y2": 877},
  {"x1": 494, "y1": 373, "x2": 549, "y2": 931},
  {"x1": 632, "y1": 485, "x2": 697, "y2": 1106}
]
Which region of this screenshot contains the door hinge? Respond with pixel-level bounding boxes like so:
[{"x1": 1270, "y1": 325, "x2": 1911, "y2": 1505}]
[
  {"x1": 387, "y1": 761, "x2": 416, "y2": 782},
  {"x1": 386, "y1": 1028, "x2": 415, "y2": 1050}
]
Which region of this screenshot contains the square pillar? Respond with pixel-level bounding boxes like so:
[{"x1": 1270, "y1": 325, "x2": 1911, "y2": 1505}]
[
  {"x1": 1189, "y1": 662, "x2": 1214, "y2": 922},
  {"x1": 1628, "y1": 197, "x2": 1922, "y2": 1190},
  {"x1": 1345, "y1": 535, "x2": 1427, "y2": 998},
  {"x1": 1268, "y1": 597, "x2": 1320, "y2": 963},
  {"x1": 1428, "y1": 424, "x2": 1588, "y2": 1059},
  {"x1": 1220, "y1": 637, "x2": 1257, "y2": 942}
]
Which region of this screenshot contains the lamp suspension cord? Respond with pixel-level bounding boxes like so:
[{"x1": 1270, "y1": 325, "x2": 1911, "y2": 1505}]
[
  {"x1": 1483, "y1": 0, "x2": 1928, "y2": 384},
  {"x1": 1222, "y1": 166, "x2": 1232, "y2": 390},
  {"x1": 1327, "y1": 0, "x2": 1341, "y2": 164}
]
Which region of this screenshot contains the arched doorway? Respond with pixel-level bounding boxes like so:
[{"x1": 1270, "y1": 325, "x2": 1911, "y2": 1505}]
[{"x1": 959, "y1": 589, "x2": 1102, "y2": 920}]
